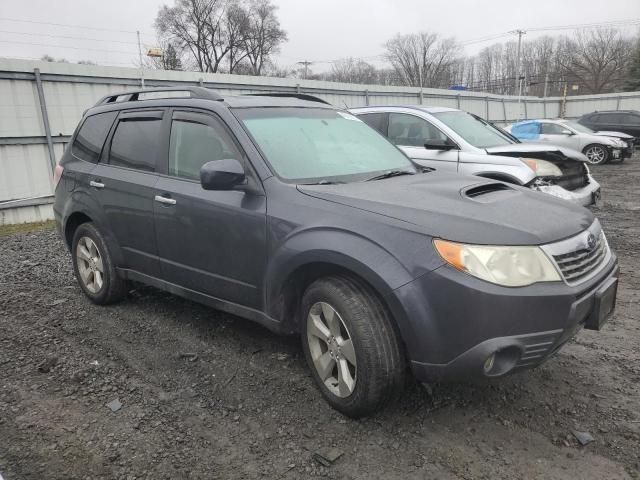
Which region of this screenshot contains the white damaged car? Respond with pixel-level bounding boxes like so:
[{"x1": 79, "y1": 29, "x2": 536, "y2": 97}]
[{"x1": 351, "y1": 106, "x2": 601, "y2": 207}]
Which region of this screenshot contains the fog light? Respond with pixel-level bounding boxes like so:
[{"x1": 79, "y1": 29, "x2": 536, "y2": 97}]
[{"x1": 483, "y1": 353, "x2": 495, "y2": 374}]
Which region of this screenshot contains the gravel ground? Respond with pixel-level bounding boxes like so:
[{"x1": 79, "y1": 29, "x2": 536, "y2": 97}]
[{"x1": 1, "y1": 157, "x2": 639, "y2": 480}]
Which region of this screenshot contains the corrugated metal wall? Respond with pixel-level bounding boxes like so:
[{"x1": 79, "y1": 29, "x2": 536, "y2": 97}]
[{"x1": 1, "y1": 57, "x2": 639, "y2": 225}]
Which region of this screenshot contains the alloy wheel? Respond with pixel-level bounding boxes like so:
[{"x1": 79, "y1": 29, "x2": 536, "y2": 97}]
[
  {"x1": 306, "y1": 302, "x2": 357, "y2": 398},
  {"x1": 585, "y1": 145, "x2": 606, "y2": 164},
  {"x1": 76, "y1": 236, "x2": 104, "y2": 294}
]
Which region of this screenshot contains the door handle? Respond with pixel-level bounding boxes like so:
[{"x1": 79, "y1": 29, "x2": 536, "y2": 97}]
[
  {"x1": 89, "y1": 180, "x2": 105, "y2": 189},
  {"x1": 154, "y1": 195, "x2": 177, "y2": 205}
]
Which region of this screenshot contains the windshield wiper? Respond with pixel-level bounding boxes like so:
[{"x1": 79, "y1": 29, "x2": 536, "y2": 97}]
[
  {"x1": 365, "y1": 169, "x2": 416, "y2": 182},
  {"x1": 301, "y1": 179, "x2": 344, "y2": 185}
]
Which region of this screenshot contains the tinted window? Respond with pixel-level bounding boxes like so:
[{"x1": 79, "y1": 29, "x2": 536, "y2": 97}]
[
  {"x1": 541, "y1": 123, "x2": 568, "y2": 134},
  {"x1": 358, "y1": 113, "x2": 386, "y2": 135},
  {"x1": 601, "y1": 113, "x2": 627, "y2": 123},
  {"x1": 388, "y1": 113, "x2": 447, "y2": 146},
  {"x1": 109, "y1": 118, "x2": 163, "y2": 172},
  {"x1": 71, "y1": 111, "x2": 117, "y2": 163},
  {"x1": 169, "y1": 117, "x2": 242, "y2": 181}
]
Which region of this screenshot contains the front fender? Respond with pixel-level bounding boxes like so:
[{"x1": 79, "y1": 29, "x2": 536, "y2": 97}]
[{"x1": 264, "y1": 227, "x2": 423, "y2": 332}]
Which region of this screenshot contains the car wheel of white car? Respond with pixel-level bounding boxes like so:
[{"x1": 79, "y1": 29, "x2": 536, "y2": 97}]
[{"x1": 583, "y1": 144, "x2": 609, "y2": 165}]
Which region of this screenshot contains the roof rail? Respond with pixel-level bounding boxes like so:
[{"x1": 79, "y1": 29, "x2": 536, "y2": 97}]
[
  {"x1": 94, "y1": 86, "x2": 223, "y2": 106},
  {"x1": 245, "y1": 92, "x2": 330, "y2": 105}
]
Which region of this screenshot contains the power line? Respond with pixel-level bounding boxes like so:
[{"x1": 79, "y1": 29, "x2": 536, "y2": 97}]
[
  {"x1": 0, "y1": 16, "x2": 155, "y2": 37},
  {"x1": 0, "y1": 29, "x2": 143, "y2": 46},
  {"x1": 0, "y1": 39, "x2": 138, "y2": 56}
]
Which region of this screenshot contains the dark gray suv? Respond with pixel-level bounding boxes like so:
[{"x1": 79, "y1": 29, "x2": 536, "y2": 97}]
[{"x1": 54, "y1": 87, "x2": 619, "y2": 417}]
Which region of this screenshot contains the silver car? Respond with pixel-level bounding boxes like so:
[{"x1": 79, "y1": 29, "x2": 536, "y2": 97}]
[
  {"x1": 351, "y1": 106, "x2": 600, "y2": 207},
  {"x1": 507, "y1": 119, "x2": 628, "y2": 165}
]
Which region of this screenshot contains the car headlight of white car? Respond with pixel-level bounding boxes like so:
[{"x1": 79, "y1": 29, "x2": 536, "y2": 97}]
[
  {"x1": 434, "y1": 239, "x2": 561, "y2": 287},
  {"x1": 521, "y1": 158, "x2": 563, "y2": 177}
]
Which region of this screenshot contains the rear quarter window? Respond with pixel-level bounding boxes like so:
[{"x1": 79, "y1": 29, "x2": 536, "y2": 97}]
[{"x1": 71, "y1": 111, "x2": 118, "y2": 163}]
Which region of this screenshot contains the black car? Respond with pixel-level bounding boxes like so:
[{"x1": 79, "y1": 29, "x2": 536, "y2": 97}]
[
  {"x1": 578, "y1": 110, "x2": 640, "y2": 145},
  {"x1": 54, "y1": 87, "x2": 619, "y2": 417}
]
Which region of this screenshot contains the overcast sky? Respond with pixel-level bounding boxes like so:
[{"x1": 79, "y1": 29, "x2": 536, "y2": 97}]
[{"x1": 1, "y1": 0, "x2": 638, "y2": 72}]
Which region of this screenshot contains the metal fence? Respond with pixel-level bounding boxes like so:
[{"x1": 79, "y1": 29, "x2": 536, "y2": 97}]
[{"x1": 2, "y1": 57, "x2": 640, "y2": 225}]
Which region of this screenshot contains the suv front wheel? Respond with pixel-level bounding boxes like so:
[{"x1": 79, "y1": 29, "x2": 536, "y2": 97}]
[
  {"x1": 71, "y1": 223, "x2": 128, "y2": 305},
  {"x1": 301, "y1": 275, "x2": 405, "y2": 417}
]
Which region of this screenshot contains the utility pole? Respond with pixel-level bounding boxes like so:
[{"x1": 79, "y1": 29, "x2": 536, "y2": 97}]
[
  {"x1": 297, "y1": 60, "x2": 312, "y2": 80},
  {"x1": 136, "y1": 30, "x2": 145, "y2": 89},
  {"x1": 560, "y1": 82, "x2": 568, "y2": 118},
  {"x1": 543, "y1": 72, "x2": 549, "y2": 98},
  {"x1": 511, "y1": 29, "x2": 526, "y2": 119}
]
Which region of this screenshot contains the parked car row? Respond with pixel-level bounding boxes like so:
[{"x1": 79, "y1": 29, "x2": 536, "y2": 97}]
[
  {"x1": 351, "y1": 106, "x2": 601, "y2": 206},
  {"x1": 506, "y1": 118, "x2": 635, "y2": 164},
  {"x1": 54, "y1": 88, "x2": 619, "y2": 417}
]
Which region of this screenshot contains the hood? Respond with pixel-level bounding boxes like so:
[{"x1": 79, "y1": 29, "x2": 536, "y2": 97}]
[
  {"x1": 485, "y1": 144, "x2": 588, "y2": 163},
  {"x1": 593, "y1": 131, "x2": 634, "y2": 140},
  {"x1": 298, "y1": 173, "x2": 594, "y2": 245}
]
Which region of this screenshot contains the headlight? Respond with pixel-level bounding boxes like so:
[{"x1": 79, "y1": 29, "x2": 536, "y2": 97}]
[
  {"x1": 434, "y1": 239, "x2": 561, "y2": 287},
  {"x1": 521, "y1": 158, "x2": 563, "y2": 177}
]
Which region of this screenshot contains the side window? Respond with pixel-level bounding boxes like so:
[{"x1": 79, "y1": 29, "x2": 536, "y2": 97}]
[
  {"x1": 169, "y1": 114, "x2": 242, "y2": 181},
  {"x1": 540, "y1": 123, "x2": 566, "y2": 135},
  {"x1": 590, "y1": 114, "x2": 601, "y2": 123},
  {"x1": 108, "y1": 117, "x2": 163, "y2": 172},
  {"x1": 388, "y1": 113, "x2": 447, "y2": 147},
  {"x1": 601, "y1": 113, "x2": 624, "y2": 123},
  {"x1": 358, "y1": 113, "x2": 387, "y2": 136},
  {"x1": 71, "y1": 111, "x2": 117, "y2": 163}
]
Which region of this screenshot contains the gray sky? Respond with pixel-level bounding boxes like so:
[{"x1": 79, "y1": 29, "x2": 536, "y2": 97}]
[{"x1": 1, "y1": 0, "x2": 639, "y2": 72}]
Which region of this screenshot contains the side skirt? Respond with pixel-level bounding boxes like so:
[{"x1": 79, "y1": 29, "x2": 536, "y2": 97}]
[{"x1": 117, "y1": 268, "x2": 287, "y2": 335}]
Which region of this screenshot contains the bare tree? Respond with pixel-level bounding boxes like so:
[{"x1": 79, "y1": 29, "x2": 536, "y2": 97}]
[
  {"x1": 383, "y1": 32, "x2": 460, "y2": 87},
  {"x1": 326, "y1": 58, "x2": 378, "y2": 84},
  {"x1": 556, "y1": 28, "x2": 631, "y2": 94},
  {"x1": 241, "y1": 0, "x2": 287, "y2": 75}
]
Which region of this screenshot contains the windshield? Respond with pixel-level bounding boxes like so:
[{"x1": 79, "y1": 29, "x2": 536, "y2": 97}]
[
  {"x1": 433, "y1": 111, "x2": 514, "y2": 148},
  {"x1": 234, "y1": 108, "x2": 414, "y2": 183},
  {"x1": 562, "y1": 120, "x2": 594, "y2": 134}
]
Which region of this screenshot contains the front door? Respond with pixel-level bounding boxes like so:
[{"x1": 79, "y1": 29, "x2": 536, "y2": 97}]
[
  {"x1": 153, "y1": 110, "x2": 267, "y2": 309},
  {"x1": 388, "y1": 113, "x2": 459, "y2": 172},
  {"x1": 539, "y1": 122, "x2": 581, "y2": 150}
]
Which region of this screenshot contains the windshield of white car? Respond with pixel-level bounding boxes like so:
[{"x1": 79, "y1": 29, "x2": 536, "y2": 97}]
[
  {"x1": 433, "y1": 111, "x2": 514, "y2": 148},
  {"x1": 562, "y1": 121, "x2": 594, "y2": 134},
  {"x1": 235, "y1": 107, "x2": 416, "y2": 183}
]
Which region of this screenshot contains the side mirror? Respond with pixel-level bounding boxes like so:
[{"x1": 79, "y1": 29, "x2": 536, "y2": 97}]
[
  {"x1": 561, "y1": 129, "x2": 574, "y2": 136},
  {"x1": 200, "y1": 159, "x2": 246, "y2": 191},
  {"x1": 424, "y1": 138, "x2": 457, "y2": 151}
]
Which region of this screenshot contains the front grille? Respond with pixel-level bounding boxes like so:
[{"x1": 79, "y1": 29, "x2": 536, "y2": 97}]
[
  {"x1": 552, "y1": 163, "x2": 589, "y2": 191},
  {"x1": 551, "y1": 231, "x2": 608, "y2": 284}
]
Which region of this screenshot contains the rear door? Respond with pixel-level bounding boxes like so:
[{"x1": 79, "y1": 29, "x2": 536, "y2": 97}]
[
  {"x1": 90, "y1": 109, "x2": 167, "y2": 277},
  {"x1": 387, "y1": 113, "x2": 458, "y2": 172},
  {"x1": 152, "y1": 109, "x2": 267, "y2": 308}
]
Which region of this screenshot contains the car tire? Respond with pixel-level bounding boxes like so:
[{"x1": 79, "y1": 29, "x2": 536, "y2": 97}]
[
  {"x1": 71, "y1": 222, "x2": 128, "y2": 305},
  {"x1": 301, "y1": 275, "x2": 405, "y2": 418},
  {"x1": 583, "y1": 144, "x2": 609, "y2": 165}
]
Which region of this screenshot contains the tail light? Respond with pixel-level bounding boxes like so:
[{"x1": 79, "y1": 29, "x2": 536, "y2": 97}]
[{"x1": 53, "y1": 164, "x2": 64, "y2": 189}]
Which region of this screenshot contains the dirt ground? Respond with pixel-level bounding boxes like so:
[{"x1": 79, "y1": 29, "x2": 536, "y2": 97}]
[{"x1": 1, "y1": 157, "x2": 639, "y2": 480}]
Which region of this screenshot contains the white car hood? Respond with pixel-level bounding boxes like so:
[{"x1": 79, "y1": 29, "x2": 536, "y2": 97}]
[
  {"x1": 593, "y1": 131, "x2": 634, "y2": 140},
  {"x1": 485, "y1": 144, "x2": 589, "y2": 163}
]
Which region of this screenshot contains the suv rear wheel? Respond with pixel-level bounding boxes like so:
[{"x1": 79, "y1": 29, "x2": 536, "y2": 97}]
[
  {"x1": 301, "y1": 275, "x2": 405, "y2": 417},
  {"x1": 71, "y1": 223, "x2": 127, "y2": 304}
]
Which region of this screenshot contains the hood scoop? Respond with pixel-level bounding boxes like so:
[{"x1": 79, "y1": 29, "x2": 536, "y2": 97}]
[{"x1": 463, "y1": 182, "x2": 517, "y2": 202}]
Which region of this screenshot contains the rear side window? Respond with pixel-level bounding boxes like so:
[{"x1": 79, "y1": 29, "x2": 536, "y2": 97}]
[
  {"x1": 109, "y1": 118, "x2": 163, "y2": 172},
  {"x1": 541, "y1": 123, "x2": 567, "y2": 134},
  {"x1": 71, "y1": 111, "x2": 117, "y2": 163},
  {"x1": 358, "y1": 113, "x2": 387, "y2": 135}
]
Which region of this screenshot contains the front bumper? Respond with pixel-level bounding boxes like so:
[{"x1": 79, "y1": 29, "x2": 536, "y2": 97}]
[
  {"x1": 391, "y1": 255, "x2": 618, "y2": 383},
  {"x1": 533, "y1": 174, "x2": 601, "y2": 207}
]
